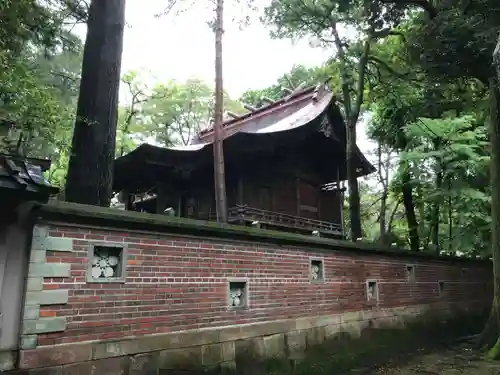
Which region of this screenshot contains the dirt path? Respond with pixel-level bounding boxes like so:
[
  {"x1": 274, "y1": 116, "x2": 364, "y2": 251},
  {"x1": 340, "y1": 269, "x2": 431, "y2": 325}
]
[{"x1": 368, "y1": 344, "x2": 500, "y2": 375}]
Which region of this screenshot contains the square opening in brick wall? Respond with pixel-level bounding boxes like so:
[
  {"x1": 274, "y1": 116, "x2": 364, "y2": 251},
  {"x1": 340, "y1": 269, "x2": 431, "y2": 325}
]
[
  {"x1": 87, "y1": 243, "x2": 128, "y2": 283},
  {"x1": 228, "y1": 280, "x2": 248, "y2": 309},
  {"x1": 310, "y1": 259, "x2": 324, "y2": 282},
  {"x1": 438, "y1": 281, "x2": 445, "y2": 296},
  {"x1": 406, "y1": 264, "x2": 416, "y2": 283},
  {"x1": 366, "y1": 280, "x2": 379, "y2": 302}
]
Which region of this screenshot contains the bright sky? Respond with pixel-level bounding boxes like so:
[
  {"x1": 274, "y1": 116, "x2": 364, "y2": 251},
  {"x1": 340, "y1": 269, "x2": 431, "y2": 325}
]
[
  {"x1": 74, "y1": 0, "x2": 375, "y2": 159},
  {"x1": 115, "y1": 0, "x2": 333, "y2": 97}
]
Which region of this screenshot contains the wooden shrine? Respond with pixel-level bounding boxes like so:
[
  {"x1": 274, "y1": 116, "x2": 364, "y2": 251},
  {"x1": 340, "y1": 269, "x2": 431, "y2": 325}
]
[{"x1": 113, "y1": 83, "x2": 375, "y2": 238}]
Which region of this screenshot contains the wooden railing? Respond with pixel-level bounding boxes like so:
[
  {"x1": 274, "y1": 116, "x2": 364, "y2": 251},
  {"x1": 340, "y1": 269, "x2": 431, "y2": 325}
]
[{"x1": 199, "y1": 205, "x2": 343, "y2": 235}]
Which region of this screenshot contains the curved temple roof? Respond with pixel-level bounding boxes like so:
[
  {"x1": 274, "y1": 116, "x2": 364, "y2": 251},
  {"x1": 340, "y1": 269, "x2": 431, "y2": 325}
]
[
  {"x1": 114, "y1": 83, "x2": 375, "y2": 192},
  {"x1": 194, "y1": 85, "x2": 335, "y2": 142}
]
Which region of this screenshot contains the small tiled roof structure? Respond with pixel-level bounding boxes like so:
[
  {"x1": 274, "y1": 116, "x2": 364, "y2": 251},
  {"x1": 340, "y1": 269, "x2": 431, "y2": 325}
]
[{"x1": 0, "y1": 153, "x2": 59, "y2": 203}]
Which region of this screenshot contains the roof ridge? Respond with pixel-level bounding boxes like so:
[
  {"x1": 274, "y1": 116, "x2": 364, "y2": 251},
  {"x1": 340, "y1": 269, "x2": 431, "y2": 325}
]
[{"x1": 195, "y1": 82, "x2": 330, "y2": 142}]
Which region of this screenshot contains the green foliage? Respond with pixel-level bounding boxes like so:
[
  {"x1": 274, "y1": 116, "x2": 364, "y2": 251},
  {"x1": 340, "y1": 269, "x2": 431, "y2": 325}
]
[
  {"x1": 0, "y1": 0, "x2": 84, "y2": 65},
  {"x1": 2, "y1": 0, "x2": 496, "y2": 258},
  {"x1": 0, "y1": 0, "x2": 60, "y2": 56},
  {"x1": 142, "y1": 78, "x2": 244, "y2": 146},
  {"x1": 240, "y1": 64, "x2": 331, "y2": 107},
  {"x1": 403, "y1": 116, "x2": 490, "y2": 255},
  {"x1": 0, "y1": 52, "x2": 73, "y2": 157},
  {"x1": 263, "y1": 0, "x2": 404, "y2": 40},
  {"x1": 115, "y1": 71, "x2": 152, "y2": 157},
  {"x1": 354, "y1": 16, "x2": 493, "y2": 256},
  {"x1": 405, "y1": 0, "x2": 500, "y2": 84},
  {"x1": 0, "y1": 0, "x2": 85, "y2": 187}
]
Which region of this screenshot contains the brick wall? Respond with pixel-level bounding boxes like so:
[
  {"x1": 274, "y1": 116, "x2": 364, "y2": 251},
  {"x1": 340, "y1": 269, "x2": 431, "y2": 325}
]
[{"x1": 22, "y1": 222, "x2": 491, "y2": 349}]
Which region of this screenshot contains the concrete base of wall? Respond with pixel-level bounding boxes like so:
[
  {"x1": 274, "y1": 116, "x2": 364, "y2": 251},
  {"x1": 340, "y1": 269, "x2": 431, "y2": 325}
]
[{"x1": 3, "y1": 303, "x2": 488, "y2": 374}]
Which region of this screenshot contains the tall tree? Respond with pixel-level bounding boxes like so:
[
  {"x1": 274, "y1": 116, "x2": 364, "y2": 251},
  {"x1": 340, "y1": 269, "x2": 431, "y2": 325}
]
[
  {"x1": 263, "y1": 0, "x2": 404, "y2": 240},
  {"x1": 368, "y1": 0, "x2": 499, "y2": 355},
  {"x1": 486, "y1": 33, "x2": 500, "y2": 358},
  {"x1": 212, "y1": 0, "x2": 228, "y2": 222},
  {"x1": 64, "y1": 0, "x2": 126, "y2": 206},
  {"x1": 159, "y1": 0, "x2": 256, "y2": 222}
]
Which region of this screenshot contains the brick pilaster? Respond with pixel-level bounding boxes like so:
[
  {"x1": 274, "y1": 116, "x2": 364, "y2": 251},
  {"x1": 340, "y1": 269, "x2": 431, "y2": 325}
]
[{"x1": 20, "y1": 225, "x2": 72, "y2": 349}]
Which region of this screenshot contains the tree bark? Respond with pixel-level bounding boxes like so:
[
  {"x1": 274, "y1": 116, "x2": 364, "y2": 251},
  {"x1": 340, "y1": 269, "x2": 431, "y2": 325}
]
[
  {"x1": 430, "y1": 163, "x2": 443, "y2": 253},
  {"x1": 426, "y1": 99, "x2": 443, "y2": 252},
  {"x1": 481, "y1": 41, "x2": 500, "y2": 356},
  {"x1": 380, "y1": 190, "x2": 388, "y2": 236},
  {"x1": 346, "y1": 118, "x2": 362, "y2": 239},
  {"x1": 402, "y1": 168, "x2": 420, "y2": 251},
  {"x1": 377, "y1": 141, "x2": 389, "y2": 237},
  {"x1": 447, "y1": 177, "x2": 452, "y2": 252},
  {"x1": 331, "y1": 24, "x2": 371, "y2": 241},
  {"x1": 388, "y1": 200, "x2": 401, "y2": 233},
  {"x1": 64, "y1": 0, "x2": 126, "y2": 206},
  {"x1": 212, "y1": 0, "x2": 228, "y2": 223},
  {"x1": 416, "y1": 184, "x2": 426, "y2": 246}
]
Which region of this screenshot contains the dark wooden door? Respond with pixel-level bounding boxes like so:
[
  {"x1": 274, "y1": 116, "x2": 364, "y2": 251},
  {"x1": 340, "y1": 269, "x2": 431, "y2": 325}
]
[{"x1": 319, "y1": 190, "x2": 340, "y2": 222}]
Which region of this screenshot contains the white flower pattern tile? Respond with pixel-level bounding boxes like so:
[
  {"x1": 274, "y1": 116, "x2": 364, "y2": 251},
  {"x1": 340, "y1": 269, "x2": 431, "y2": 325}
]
[{"x1": 92, "y1": 248, "x2": 120, "y2": 279}]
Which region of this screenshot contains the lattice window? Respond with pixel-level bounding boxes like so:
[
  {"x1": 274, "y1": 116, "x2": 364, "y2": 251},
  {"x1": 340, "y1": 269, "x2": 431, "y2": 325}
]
[
  {"x1": 438, "y1": 281, "x2": 445, "y2": 297},
  {"x1": 366, "y1": 280, "x2": 379, "y2": 302},
  {"x1": 406, "y1": 265, "x2": 416, "y2": 283},
  {"x1": 310, "y1": 259, "x2": 324, "y2": 282},
  {"x1": 228, "y1": 280, "x2": 248, "y2": 308},
  {"x1": 87, "y1": 244, "x2": 127, "y2": 283}
]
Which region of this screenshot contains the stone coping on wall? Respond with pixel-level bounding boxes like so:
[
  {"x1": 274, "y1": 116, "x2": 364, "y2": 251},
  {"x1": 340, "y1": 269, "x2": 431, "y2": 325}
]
[
  {"x1": 32, "y1": 201, "x2": 489, "y2": 265},
  {"x1": 17, "y1": 302, "x2": 470, "y2": 370}
]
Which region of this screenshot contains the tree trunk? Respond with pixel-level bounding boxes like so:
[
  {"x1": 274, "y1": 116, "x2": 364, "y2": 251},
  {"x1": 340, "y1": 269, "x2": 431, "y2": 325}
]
[
  {"x1": 388, "y1": 200, "x2": 401, "y2": 233},
  {"x1": 380, "y1": 191, "x2": 388, "y2": 236},
  {"x1": 64, "y1": 0, "x2": 126, "y2": 206},
  {"x1": 397, "y1": 134, "x2": 420, "y2": 251},
  {"x1": 447, "y1": 177, "x2": 453, "y2": 253},
  {"x1": 480, "y1": 41, "x2": 500, "y2": 356},
  {"x1": 430, "y1": 167, "x2": 443, "y2": 253},
  {"x1": 331, "y1": 25, "x2": 369, "y2": 242},
  {"x1": 377, "y1": 141, "x2": 388, "y2": 237},
  {"x1": 416, "y1": 184, "x2": 426, "y2": 244},
  {"x1": 346, "y1": 118, "x2": 362, "y2": 240},
  {"x1": 402, "y1": 168, "x2": 420, "y2": 251},
  {"x1": 430, "y1": 137, "x2": 443, "y2": 253},
  {"x1": 212, "y1": 0, "x2": 228, "y2": 223}
]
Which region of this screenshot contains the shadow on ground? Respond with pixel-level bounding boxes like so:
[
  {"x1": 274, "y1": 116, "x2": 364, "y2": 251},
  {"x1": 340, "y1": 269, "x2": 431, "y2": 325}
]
[{"x1": 368, "y1": 343, "x2": 500, "y2": 375}]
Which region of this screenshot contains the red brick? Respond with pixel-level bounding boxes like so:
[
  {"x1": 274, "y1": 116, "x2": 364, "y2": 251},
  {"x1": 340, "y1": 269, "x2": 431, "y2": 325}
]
[
  {"x1": 32, "y1": 223, "x2": 492, "y2": 347},
  {"x1": 84, "y1": 234, "x2": 105, "y2": 240}
]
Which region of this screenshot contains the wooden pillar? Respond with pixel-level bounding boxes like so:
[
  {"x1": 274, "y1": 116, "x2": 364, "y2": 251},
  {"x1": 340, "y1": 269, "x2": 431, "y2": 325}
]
[
  {"x1": 121, "y1": 190, "x2": 134, "y2": 211},
  {"x1": 177, "y1": 196, "x2": 182, "y2": 217}
]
